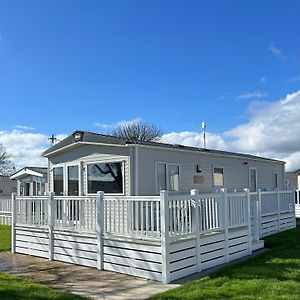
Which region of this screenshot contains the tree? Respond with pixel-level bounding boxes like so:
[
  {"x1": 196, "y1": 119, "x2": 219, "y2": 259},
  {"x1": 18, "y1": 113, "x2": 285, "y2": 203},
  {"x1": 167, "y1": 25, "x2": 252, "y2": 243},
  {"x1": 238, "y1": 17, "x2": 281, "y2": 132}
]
[
  {"x1": 112, "y1": 121, "x2": 163, "y2": 143},
  {"x1": 0, "y1": 143, "x2": 15, "y2": 176}
]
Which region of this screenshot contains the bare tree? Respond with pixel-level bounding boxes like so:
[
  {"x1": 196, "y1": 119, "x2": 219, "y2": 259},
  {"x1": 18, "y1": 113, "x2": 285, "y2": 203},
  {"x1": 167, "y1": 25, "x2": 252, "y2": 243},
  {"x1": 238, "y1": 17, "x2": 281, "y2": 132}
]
[
  {"x1": 112, "y1": 121, "x2": 163, "y2": 143},
  {"x1": 0, "y1": 143, "x2": 15, "y2": 175}
]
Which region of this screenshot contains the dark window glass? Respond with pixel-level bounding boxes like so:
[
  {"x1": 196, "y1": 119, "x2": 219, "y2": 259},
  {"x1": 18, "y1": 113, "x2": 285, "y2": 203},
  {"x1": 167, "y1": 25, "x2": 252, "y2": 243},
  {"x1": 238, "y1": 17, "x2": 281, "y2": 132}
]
[
  {"x1": 53, "y1": 167, "x2": 64, "y2": 196},
  {"x1": 68, "y1": 165, "x2": 79, "y2": 196},
  {"x1": 87, "y1": 162, "x2": 123, "y2": 194}
]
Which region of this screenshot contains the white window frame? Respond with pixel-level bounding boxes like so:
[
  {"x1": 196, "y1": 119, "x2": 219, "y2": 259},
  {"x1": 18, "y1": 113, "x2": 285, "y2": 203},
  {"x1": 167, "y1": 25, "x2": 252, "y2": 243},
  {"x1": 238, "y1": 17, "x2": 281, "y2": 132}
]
[
  {"x1": 51, "y1": 163, "x2": 82, "y2": 196},
  {"x1": 273, "y1": 172, "x2": 279, "y2": 189},
  {"x1": 212, "y1": 166, "x2": 224, "y2": 188},
  {"x1": 66, "y1": 163, "x2": 82, "y2": 196},
  {"x1": 155, "y1": 162, "x2": 181, "y2": 194},
  {"x1": 249, "y1": 167, "x2": 258, "y2": 192},
  {"x1": 85, "y1": 160, "x2": 125, "y2": 196},
  {"x1": 51, "y1": 164, "x2": 65, "y2": 195}
]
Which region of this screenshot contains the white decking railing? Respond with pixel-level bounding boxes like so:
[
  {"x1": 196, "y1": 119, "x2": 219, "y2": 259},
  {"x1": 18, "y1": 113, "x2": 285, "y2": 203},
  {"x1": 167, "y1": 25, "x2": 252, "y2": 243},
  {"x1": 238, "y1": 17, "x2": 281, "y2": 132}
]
[
  {"x1": 295, "y1": 190, "x2": 300, "y2": 218},
  {"x1": 0, "y1": 197, "x2": 12, "y2": 225},
  {"x1": 11, "y1": 188, "x2": 296, "y2": 284},
  {"x1": 11, "y1": 189, "x2": 296, "y2": 239}
]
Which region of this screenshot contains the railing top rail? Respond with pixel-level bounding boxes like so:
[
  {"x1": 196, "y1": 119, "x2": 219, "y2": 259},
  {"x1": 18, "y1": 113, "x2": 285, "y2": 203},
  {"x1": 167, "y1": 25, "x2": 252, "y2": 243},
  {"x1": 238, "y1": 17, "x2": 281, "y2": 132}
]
[
  {"x1": 16, "y1": 196, "x2": 48, "y2": 200},
  {"x1": 259, "y1": 191, "x2": 275, "y2": 195},
  {"x1": 278, "y1": 190, "x2": 294, "y2": 194},
  {"x1": 197, "y1": 193, "x2": 225, "y2": 199},
  {"x1": 53, "y1": 196, "x2": 97, "y2": 200},
  {"x1": 227, "y1": 192, "x2": 247, "y2": 197},
  {"x1": 104, "y1": 196, "x2": 160, "y2": 201}
]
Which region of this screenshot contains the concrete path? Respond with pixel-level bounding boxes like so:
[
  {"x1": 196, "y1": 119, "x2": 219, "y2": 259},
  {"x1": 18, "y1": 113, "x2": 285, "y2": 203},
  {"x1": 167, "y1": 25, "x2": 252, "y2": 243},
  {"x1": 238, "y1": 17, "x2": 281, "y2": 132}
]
[
  {"x1": 0, "y1": 249, "x2": 266, "y2": 299},
  {"x1": 0, "y1": 252, "x2": 178, "y2": 300}
]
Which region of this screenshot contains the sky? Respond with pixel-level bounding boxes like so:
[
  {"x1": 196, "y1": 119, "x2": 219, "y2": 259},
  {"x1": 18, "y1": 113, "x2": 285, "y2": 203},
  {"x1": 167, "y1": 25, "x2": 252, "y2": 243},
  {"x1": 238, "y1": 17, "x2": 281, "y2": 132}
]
[{"x1": 0, "y1": 0, "x2": 299, "y2": 171}]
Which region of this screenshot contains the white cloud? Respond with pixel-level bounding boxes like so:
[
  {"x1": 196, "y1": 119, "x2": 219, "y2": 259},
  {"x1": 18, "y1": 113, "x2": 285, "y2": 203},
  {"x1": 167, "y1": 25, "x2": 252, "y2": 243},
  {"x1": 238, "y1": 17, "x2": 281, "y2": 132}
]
[
  {"x1": 236, "y1": 91, "x2": 268, "y2": 100},
  {"x1": 163, "y1": 90, "x2": 300, "y2": 172},
  {"x1": 268, "y1": 45, "x2": 286, "y2": 60},
  {"x1": 94, "y1": 118, "x2": 142, "y2": 130},
  {"x1": 13, "y1": 125, "x2": 35, "y2": 130},
  {"x1": 162, "y1": 131, "x2": 229, "y2": 151},
  {"x1": 2, "y1": 91, "x2": 300, "y2": 172},
  {"x1": 0, "y1": 130, "x2": 68, "y2": 168}
]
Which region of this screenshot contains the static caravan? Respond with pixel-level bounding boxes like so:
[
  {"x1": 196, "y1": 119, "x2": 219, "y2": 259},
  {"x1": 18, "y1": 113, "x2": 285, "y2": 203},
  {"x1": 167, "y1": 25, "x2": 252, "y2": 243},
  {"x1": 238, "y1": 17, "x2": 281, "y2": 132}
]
[
  {"x1": 10, "y1": 167, "x2": 48, "y2": 196},
  {"x1": 43, "y1": 130, "x2": 285, "y2": 197},
  {"x1": 12, "y1": 130, "x2": 295, "y2": 283}
]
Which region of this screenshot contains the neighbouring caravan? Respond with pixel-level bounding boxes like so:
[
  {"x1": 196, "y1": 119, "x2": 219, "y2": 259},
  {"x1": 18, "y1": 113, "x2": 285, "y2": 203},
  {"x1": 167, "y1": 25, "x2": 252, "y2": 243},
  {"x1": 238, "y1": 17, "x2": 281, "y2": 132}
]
[{"x1": 10, "y1": 167, "x2": 48, "y2": 196}]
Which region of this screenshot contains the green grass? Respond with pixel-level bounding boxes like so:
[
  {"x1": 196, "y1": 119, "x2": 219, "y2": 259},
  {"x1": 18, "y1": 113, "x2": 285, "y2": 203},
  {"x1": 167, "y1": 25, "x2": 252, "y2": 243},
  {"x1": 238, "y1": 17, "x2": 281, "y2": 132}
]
[
  {"x1": 0, "y1": 225, "x2": 88, "y2": 300},
  {"x1": 0, "y1": 225, "x2": 11, "y2": 252},
  {"x1": 0, "y1": 272, "x2": 89, "y2": 300},
  {"x1": 150, "y1": 228, "x2": 300, "y2": 300}
]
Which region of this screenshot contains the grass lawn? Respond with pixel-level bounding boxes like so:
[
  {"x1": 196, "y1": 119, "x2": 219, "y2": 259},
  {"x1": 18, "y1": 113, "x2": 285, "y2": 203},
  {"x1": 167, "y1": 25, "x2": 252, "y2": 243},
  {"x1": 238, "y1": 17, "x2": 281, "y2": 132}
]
[
  {"x1": 0, "y1": 225, "x2": 88, "y2": 300},
  {"x1": 0, "y1": 225, "x2": 11, "y2": 252},
  {"x1": 0, "y1": 272, "x2": 89, "y2": 300},
  {"x1": 150, "y1": 227, "x2": 300, "y2": 300}
]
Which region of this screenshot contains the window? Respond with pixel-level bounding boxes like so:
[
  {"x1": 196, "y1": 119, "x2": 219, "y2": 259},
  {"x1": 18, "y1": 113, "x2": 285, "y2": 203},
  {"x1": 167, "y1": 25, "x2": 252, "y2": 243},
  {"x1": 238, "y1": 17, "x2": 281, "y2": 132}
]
[
  {"x1": 249, "y1": 168, "x2": 257, "y2": 192},
  {"x1": 156, "y1": 163, "x2": 167, "y2": 192},
  {"x1": 53, "y1": 167, "x2": 64, "y2": 196},
  {"x1": 156, "y1": 163, "x2": 180, "y2": 193},
  {"x1": 33, "y1": 181, "x2": 37, "y2": 196},
  {"x1": 87, "y1": 162, "x2": 123, "y2": 194},
  {"x1": 0, "y1": 188, "x2": 3, "y2": 194},
  {"x1": 273, "y1": 173, "x2": 278, "y2": 189},
  {"x1": 168, "y1": 165, "x2": 180, "y2": 192},
  {"x1": 213, "y1": 167, "x2": 224, "y2": 186},
  {"x1": 67, "y1": 165, "x2": 79, "y2": 196}
]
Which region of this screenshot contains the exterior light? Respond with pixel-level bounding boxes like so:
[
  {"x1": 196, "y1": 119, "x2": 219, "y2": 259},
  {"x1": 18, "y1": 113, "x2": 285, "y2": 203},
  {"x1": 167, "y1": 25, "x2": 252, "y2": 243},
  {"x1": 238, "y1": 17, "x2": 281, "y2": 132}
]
[{"x1": 73, "y1": 131, "x2": 83, "y2": 142}]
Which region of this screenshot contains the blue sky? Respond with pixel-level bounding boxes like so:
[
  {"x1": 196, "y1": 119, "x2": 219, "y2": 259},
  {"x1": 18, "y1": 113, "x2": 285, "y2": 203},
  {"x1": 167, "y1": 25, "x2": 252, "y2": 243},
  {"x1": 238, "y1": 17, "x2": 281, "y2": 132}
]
[{"x1": 0, "y1": 0, "x2": 300, "y2": 169}]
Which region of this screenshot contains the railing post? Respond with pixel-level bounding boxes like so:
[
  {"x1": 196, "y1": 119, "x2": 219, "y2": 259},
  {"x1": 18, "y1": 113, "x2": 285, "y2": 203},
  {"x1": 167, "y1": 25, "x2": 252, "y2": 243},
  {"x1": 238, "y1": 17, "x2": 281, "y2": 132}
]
[
  {"x1": 293, "y1": 190, "x2": 297, "y2": 228},
  {"x1": 258, "y1": 189, "x2": 262, "y2": 238},
  {"x1": 276, "y1": 188, "x2": 280, "y2": 233},
  {"x1": 48, "y1": 192, "x2": 54, "y2": 261},
  {"x1": 191, "y1": 189, "x2": 201, "y2": 272},
  {"x1": 221, "y1": 188, "x2": 229, "y2": 262},
  {"x1": 244, "y1": 189, "x2": 252, "y2": 255},
  {"x1": 96, "y1": 191, "x2": 104, "y2": 270},
  {"x1": 11, "y1": 193, "x2": 16, "y2": 254},
  {"x1": 252, "y1": 192, "x2": 259, "y2": 242},
  {"x1": 160, "y1": 190, "x2": 170, "y2": 284}
]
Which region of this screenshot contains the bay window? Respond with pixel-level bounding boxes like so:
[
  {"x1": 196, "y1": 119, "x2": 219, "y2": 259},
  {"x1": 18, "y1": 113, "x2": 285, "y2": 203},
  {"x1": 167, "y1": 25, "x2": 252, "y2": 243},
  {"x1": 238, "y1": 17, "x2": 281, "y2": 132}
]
[
  {"x1": 53, "y1": 167, "x2": 64, "y2": 196},
  {"x1": 87, "y1": 162, "x2": 124, "y2": 194}
]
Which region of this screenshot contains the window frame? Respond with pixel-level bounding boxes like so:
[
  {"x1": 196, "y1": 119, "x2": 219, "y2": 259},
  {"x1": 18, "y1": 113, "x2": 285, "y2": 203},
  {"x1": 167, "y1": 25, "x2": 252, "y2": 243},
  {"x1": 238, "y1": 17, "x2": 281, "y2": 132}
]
[
  {"x1": 51, "y1": 163, "x2": 82, "y2": 196},
  {"x1": 273, "y1": 172, "x2": 279, "y2": 189},
  {"x1": 51, "y1": 164, "x2": 65, "y2": 196},
  {"x1": 66, "y1": 163, "x2": 81, "y2": 196},
  {"x1": 249, "y1": 167, "x2": 258, "y2": 192},
  {"x1": 155, "y1": 162, "x2": 181, "y2": 194},
  {"x1": 212, "y1": 166, "x2": 225, "y2": 188},
  {"x1": 85, "y1": 160, "x2": 125, "y2": 195}
]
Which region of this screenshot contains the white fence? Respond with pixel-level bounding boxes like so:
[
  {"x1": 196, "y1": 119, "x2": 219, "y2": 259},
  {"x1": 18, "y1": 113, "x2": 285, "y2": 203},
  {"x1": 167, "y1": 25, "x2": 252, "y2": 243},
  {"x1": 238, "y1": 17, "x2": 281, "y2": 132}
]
[
  {"x1": 295, "y1": 190, "x2": 300, "y2": 218},
  {"x1": 0, "y1": 197, "x2": 11, "y2": 225},
  {"x1": 11, "y1": 189, "x2": 296, "y2": 283}
]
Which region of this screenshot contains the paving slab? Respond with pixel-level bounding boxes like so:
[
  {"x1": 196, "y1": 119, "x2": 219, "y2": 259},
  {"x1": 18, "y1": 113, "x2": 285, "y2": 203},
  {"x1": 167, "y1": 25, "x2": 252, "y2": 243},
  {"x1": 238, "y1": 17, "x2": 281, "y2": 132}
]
[{"x1": 0, "y1": 252, "x2": 178, "y2": 300}]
